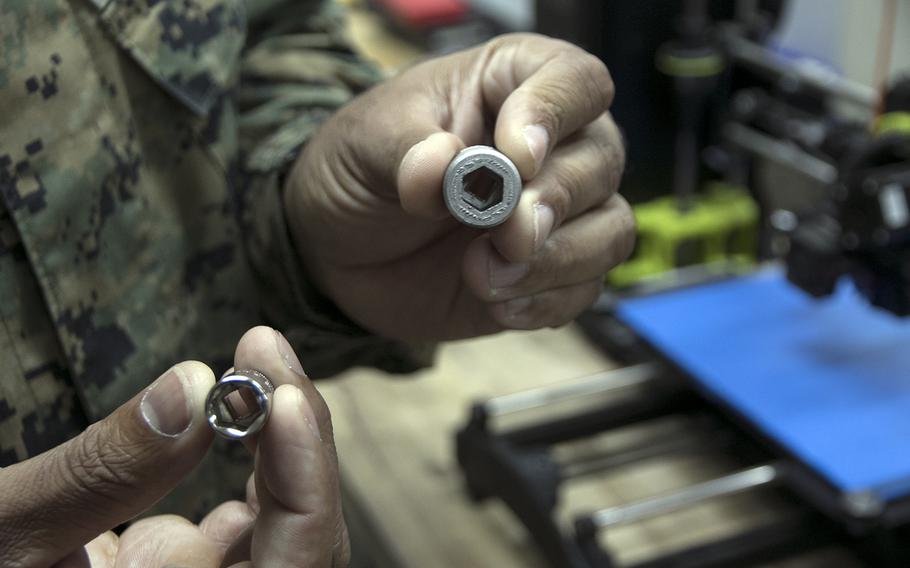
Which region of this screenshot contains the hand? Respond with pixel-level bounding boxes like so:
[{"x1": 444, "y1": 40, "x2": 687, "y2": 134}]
[
  {"x1": 0, "y1": 327, "x2": 346, "y2": 568},
  {"x1": 286, "y1": 33, "x2": 633, "y2": 341}
]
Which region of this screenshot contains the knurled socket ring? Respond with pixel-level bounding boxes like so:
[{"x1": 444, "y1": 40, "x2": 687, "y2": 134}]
[
  {"x1": 205, "y1": 369, "x2": 275, "y2": 440},
  {"x1": 443, "y1": 145, "x2": 522, "y2": 228}
]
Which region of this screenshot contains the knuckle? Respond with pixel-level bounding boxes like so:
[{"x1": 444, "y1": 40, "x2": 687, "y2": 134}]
[
  {"x1": 518, "y1": 295, "x2": 546, "y2": 329},
  {"x1": 563, "y1": 57, "x2": 600, "y2": 116},
  {"x1": 528, "y1": 293, "x2": 562, "y2": 328},
  {"x1": 306, "y1": 389, "x2": 336, "y2": 444},
  {"x1": 488, "y1": 31, "x2": 532, "y2": 50},
  {"x1": 494, "y1": 32, "x2": 573, "y2": 53},
  {"x1": 1, "y1": 466, "x2": 70, "y2": 567},
  {"x1": 565, "y1": 228, "x2": 589, "y2": 267},
  {"x1": 511, "y1": 288, "x2": 590, "y2": 330},
  {"x1": 531, "y1": 79, "x2": 571, "y2": 134},
  {"x1": 4, "y1": 551, "x2": 29, "y2": 568},
  {"x1": 554, "y1": 51, "x2": 612, "y2": 117},
  {"x1": 593, "y1": 118, "x2": 626, "y2": 192},
  {"x1": 583, "y1": 280, "x2": 604, "y2": 308},
  {"x1": 604, "y1": 114, "x2": 627, "y2": 162},
  {"x1": 539, "y1": 33, "x2": 580, "y2": 51},
  {"x1": 333, "y1": 519, "x2": 351, "y2": 568},
  {"x1": 536, "y1": 235, "x2": 572, "y2": 290},
  {"x1": 547, "y1": 315, "x2": 574, "y2": 330},
  {"x1": 607, "y1": 119, "x2": 628, "y2": 184},
  {"x1": 550, "y1": 283, "x2": 601, "y2": 329},
  {"x1": 61, "y1": 424, "x2": 144, "y2": 505},
  {"x1": 299, "y1": 499, "x2": 338, "y2": 539},
  {"x1": 612, "y1": 197, "x2": 637, "y2": 264},
  {"x1": 546, "y1": 301, "x2": 578, "y2": 329},
  {"x1": 310, "y1": 391, "x2": 332, "y2": 428},
  {"x1": 580, "y1": 52, "x2": 614, "y2": 107},
  {"x1": 576, "y1": 136, "x2": 613, "y2": 204},
  {"x1": 1, "y1": 521, "x2": 36, "y2": 568},
  {"x1": 548, "y1": 168, "x2": 577, "y2": 220}
]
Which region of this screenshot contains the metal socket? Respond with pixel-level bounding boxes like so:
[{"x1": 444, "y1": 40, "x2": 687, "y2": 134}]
[
  {"x1": 443, "y1": 145, "x2": 522, "y2": 228},
  {"x1": 205, "y1": 369, "x2": 275, "y2": 440}
]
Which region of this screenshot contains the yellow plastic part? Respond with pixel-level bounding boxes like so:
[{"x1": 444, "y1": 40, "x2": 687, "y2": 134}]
[
  {"x1": 876, "y1": 112, "x2": 910, "y2": 137},
  {"x1": 656, "y1": 52, "x2": 725, "y2": 78},
  {"x1": 609, "y1": 183, "x2": 759, "y2": 286}
]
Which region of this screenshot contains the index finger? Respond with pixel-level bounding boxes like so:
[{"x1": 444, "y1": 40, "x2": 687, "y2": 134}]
[
  {"x1": 251, "y1": 384, "x2": 347, "y2": 567},
  {"x1": 483, "y1": 33, "x2": 614, "y2": 178},
  {"x1": 231, "y1": 326, "x2": 334, "y2": 451}
]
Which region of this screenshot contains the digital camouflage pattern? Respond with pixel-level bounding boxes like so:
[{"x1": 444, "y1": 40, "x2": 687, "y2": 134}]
[{"x1": 0, "y1": 0, "x2": 432, "y2": 518}]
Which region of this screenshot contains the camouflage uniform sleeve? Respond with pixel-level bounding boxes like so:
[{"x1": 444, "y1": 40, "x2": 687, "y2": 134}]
[{"x1": 234, "y1": 0, "x2": 435, "y2": 378}]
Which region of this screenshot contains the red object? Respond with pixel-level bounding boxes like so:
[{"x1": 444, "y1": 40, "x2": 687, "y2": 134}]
[{"x1": 375, "y1": 0, "x2": 469, "y2": 29}]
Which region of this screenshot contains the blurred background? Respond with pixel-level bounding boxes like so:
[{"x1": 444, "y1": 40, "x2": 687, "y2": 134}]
[{"x1": 323, "y1": 1, "x2": 910, "y2": 567}]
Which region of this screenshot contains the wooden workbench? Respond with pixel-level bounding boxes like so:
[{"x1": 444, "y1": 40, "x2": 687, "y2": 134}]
[
  {"x1": 319, "y1": 326, "x2": 858, "y2": 567},
  {"x1": 322, "y1": 327, "x2": 606, "y2": 567}
]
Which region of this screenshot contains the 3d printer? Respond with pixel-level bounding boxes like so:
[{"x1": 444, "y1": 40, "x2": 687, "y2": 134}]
[{"x1": 456, "y1": 2, "x2": 910, "y2": 567}]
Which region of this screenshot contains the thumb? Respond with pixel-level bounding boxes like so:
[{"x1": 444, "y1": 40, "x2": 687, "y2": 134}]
[
  {"x1": 326, "y1": 76, "x2": 463, "y2": 219},
  {"x1": 0, "y1": 361, "x2": 216, "y2": 567},
  {"x1": 398, "y1": 131, "x2": 465, "y2": 218}
]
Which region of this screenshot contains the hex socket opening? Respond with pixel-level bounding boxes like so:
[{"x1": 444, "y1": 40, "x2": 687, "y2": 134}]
[
  {"x1": 443, "y1": 145, "x2": 522, "y2": 229},
  {"x1": 205, "y1": 370, "x2": 273, "y2": 439},
  {"x1": 462, "y1": 166, "x2": 505, "y2": 211}
]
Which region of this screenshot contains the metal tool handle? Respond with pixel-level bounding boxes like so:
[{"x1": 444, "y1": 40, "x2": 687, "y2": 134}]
[
  {"x1": 484, "y1": 363, "x2": 661, "y2": 417},
  {"x1": 586, "y1": 462, "x2": 782, "y2": 530}
]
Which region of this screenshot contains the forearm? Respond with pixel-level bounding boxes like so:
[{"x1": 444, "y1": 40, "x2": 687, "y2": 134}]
[{"x1": 236, "y1": 1, "x2": 436, "y2": 375}]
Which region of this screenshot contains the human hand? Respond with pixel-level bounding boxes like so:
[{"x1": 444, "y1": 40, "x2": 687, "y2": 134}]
[
  {"x1": 1, "y1": 326, "x2": 346, "y2": 567},
  {"x1": 286, "y1": 33, "x2": 633, "y2": 341}
]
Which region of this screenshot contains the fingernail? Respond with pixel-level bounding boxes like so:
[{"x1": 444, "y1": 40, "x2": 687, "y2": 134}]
[
  {"x1": 533, "y1": 203, "x2": 555, "y2": 251},
  {"x1": 523, "y1": 124, "x2": 549, "y2": 174},
  {"x1": 274, "y1": 329, "x2": 307, "y2": 377},
  {"x1": 293, "y1": 386, "x2": 322, "y2": 441},
  {"x1": 141, "y1": 369, "x2": 191, "y2": 437},
  {"x1": 504, "y1": 297, "x2": 533, "y2": 319},
  {"x1": 489, "y1": 253, "x2": 530, "y2": 290}
]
